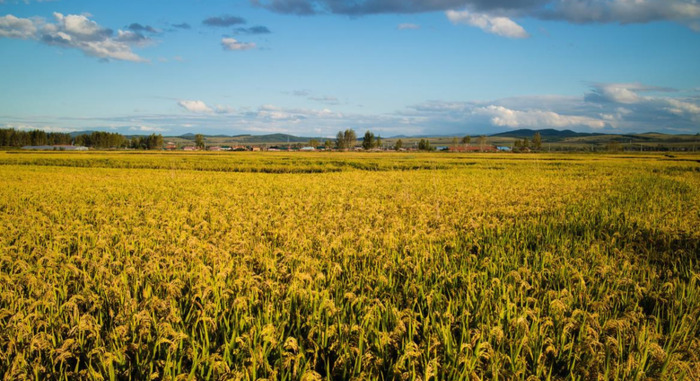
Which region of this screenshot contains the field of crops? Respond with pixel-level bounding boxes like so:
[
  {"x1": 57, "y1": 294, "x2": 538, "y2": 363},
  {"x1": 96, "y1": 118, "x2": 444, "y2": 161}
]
[{"x1": 0, "y1": 151, "x2": 698, "y2": 380}]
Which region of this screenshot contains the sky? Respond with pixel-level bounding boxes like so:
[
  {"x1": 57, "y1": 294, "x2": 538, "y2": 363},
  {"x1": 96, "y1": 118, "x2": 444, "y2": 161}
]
[{"x1": 1, "y1": 0, "x2": 699, "y2": 137}]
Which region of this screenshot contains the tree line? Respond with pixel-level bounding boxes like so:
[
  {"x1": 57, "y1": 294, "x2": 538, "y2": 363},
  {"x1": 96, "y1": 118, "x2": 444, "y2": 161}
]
[
  {"x1": 513, "y1": 132, "x2": 543, "y2": 151},
  {"x1": 0, "y1": 128, "x2": 164, "y2": 149},
  {"x1": 76, "y1": 131, "x2": 165, "y2": 149},
  {"x1": 331, "y1": 130, "x2": 478, "y2": 151},
  {"x1": 329, "y1": 129, "x2": 450, "y2": 151},
  {"x1": 0, "y1": 128, "x2": 72, "y2": 147}
]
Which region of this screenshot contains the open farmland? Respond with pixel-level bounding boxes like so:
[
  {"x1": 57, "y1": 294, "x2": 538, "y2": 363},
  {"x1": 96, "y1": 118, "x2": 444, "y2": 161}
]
[{"x1": 0, "y1": 152, "x2": 699, "y2": 380}]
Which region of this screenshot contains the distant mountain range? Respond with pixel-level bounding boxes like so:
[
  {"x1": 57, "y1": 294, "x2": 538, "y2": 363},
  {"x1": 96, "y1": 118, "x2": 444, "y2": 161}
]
[
  {"x1": 489, "y1": 129, "x2": 600, "y2": 139},
  {"x1": 69, "y1": 131, "x2": 316, "y2": 143},
  {"x1": 177, "y1": 133, "x2": 318, "y2": 143}
]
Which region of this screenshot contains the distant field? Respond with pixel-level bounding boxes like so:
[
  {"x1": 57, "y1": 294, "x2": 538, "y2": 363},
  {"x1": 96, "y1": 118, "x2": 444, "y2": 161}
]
[{"x1": 1, "y1": 152, "x2": 698, "y2": 380}]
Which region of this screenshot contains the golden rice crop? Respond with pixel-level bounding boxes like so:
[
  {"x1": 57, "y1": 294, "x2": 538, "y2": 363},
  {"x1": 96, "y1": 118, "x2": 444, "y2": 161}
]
[{"x1": 0, "y1": 152, "x2": 698, "y2": 380}]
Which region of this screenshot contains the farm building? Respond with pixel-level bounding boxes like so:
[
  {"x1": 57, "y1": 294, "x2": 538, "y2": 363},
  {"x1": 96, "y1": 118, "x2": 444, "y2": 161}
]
[{"x1": 449, "y1": 145, "x2": 499, "y2": 153}]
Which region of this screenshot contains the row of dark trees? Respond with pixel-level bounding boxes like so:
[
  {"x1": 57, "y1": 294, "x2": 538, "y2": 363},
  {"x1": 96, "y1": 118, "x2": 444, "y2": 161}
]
[
  {"x1": 513, "y1": 132, "x2": 543, "y2": 151},
  {"x1": 0, "y1": 128, "x2": 165, "y2": 150},
  {"x1": 333, "y1": 129, "x2": 386, "y2": 150},
  {"x1": 72, "y1": 131, "x2": 165, "y2": 149},
  {"x1": 335, "y1": 129, "x2": 358, "y2": 150},
  {"x1": 361, "y1": 131, "x2": 382, "y2": 150},
  {"x1": 129, "y1": 134, "x2": 164, "y2": 150},
  {"x1": 74, "y1": 131, "x2": 128, "y2": 148},
  {"x1": 0, "y1": 128, "x2": 72, "y2": 147},
  {"x1": 331, "y1": 129, "x2": 453, "y2": 151}
]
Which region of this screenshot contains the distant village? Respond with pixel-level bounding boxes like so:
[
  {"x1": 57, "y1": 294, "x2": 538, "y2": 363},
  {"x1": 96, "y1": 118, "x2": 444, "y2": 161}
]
[
  {"x1": 168, "y1": 143, "x2": 513, "y2": 153},
  {"x1": 5, "y1": 128, "x2": 519, "y2": 153},
  {"x1": 6, "y1": 127, "x2": 690, "y2": 152},
  {"x1": 18, "y1": 141, "x2": 515, "y2": 153}
]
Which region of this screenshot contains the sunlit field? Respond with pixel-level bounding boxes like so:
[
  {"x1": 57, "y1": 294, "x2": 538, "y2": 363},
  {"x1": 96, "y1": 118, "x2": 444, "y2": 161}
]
[{"x1": 1, "y1": 152, "x2": 698, "y2": 380}]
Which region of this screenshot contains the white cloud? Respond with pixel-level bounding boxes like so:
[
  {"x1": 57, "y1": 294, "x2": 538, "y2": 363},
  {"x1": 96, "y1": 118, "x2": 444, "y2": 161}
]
[
  {"x1": 215, "y1": 105, "x2": 236, "y2": 114},
  {"x1": 474, "y1": 105, "x2": 606, "y2": 129},
  {"x1": 254, "y1": 104, "x2": 344, "y2": 122},
  {"x1": 587, "y1": 83, "x2": 647, "y2": 104},
  {"x1": 129, "y1": 126, "x2": 167, "y2": 132},
  {"x1": 0, "y1": 13, "x2": 150, "y2": 62},
  {"x1": 3, "y1": 123, "x2": 77, "y2": 133},
  {"x1": 446, "y1": 9, "x2": 530, "y2": 38},
  {"x1": 44, "y1": 13, "x2": 148, "y2": 62},
  {"x1": 115, "y1": 30, "x2": 151, "y2": 46},
  {"x1": 585, "y1": 83, "x2": 700, "y2": 124},
  {"x1": 53, "y1": 13, "x2": 106, "y2": 39},
  {"x1": 398, "y1": 23, "x2": 420, "y2": 30},
  {"x1": 178, "y1": 100, "x2": 214, "y2": 113},
  {"x1": 0, "y1": 15, "x2": 38, "y2": 39},
  {"x1": 406, "y1": 82, "x2": 699, "y2": 133},
  {"x1": 664, "y1": 98, "x2": 700, "y2": 121},
  {"x1": 221, "y1": 37, "x2": 256, "y2": 51}
]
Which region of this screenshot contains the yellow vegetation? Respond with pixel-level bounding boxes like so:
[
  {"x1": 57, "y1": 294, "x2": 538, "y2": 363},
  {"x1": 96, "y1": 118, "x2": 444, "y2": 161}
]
[{"x1": 0, "y1": 152, "x2": 698, "y2": 380}]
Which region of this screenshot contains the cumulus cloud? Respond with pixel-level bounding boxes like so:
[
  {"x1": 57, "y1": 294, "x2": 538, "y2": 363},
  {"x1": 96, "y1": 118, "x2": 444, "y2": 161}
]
[
  {"x1": 473, "y1": 105, "x2": 606, "y2": 129},
  {"x1": 446, "y1": 9, "x2": 529, "y2": 38},
  {"x1": 0, "y1": 14, "x2": 38, "y2": 39},
  {"x1": 0, "y1": 13, "x2": 150, "y2": 62},
  {"x1": 584, "y1": 83, "x2": 676, "y2": 104},
  {"x1": 585, "y1": 83, "x2": 700, "y2": 125},
  {"x1": 405, "y1": 82, "x2": 700, "y2": 133},
  {"x1": 114, "y1": 30, "x2": 150, "y2": 45},
  {"x1": 251, "y1": 104, "x2": 344, "y2": 122},
  {"x1": 178, "y1": 100, "x2": 214, "y2": 113},
  {"x1": 127, "y1": 23, "x2": 159, "y2": 34},
  {"x1": 171, "y1": 22, "x2": 191, "y2": 29},
  {"x1": 203, "y1": 15, "x2": 246, "y2": 27},
  {"x1": 221, "y1": 37, "x2": 256, "y2": 51},
  {"x1": 47, "y1": 13, "x2": 113, "y2": 41},
  {"x1": 252, "y1": 0, "x2": 700, "y2": 30}
]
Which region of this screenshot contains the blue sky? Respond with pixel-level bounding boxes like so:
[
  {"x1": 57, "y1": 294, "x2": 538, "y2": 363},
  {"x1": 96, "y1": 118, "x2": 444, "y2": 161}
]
[{"x1": 1, "y1": 0, "x2": 699, "y2": 137}]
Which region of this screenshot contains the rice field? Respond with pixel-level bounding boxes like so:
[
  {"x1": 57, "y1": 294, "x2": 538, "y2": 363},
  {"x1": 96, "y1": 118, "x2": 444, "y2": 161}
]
[{"x1": 0, "y1": 152, "x2": 698, "y2": 380}]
